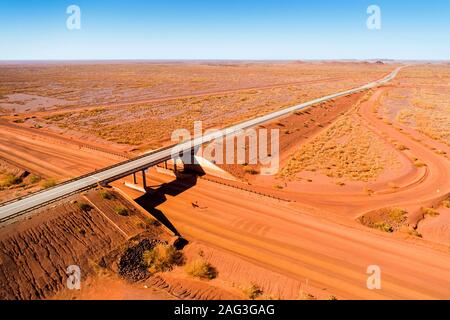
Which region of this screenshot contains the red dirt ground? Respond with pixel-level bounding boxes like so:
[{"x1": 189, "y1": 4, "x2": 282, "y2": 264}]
[
  {"x1": 1, "y1": 63, "x2": 450, "y2": 300},
  {"x1": 0, "y1": 189, "x2": 160, "y2": 299}
]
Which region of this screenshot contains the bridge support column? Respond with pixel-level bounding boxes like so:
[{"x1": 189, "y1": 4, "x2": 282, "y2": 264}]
[
  {"x1": 164, "y1": 161, "x2": 168, "y2": 169},
  {"x1": 142, "y1": 170, "x2": 147, "y2": 189},
  {"x1": 133, "y1": 173, "x2": 137, "y2": 184}
]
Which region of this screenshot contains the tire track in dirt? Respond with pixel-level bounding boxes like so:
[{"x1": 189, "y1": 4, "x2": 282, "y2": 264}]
[
  {"x1": 0, "y1": 119, "x2": 129, "y2": 160},
  {"x1": 356, "y1": 87, "x2": 450, "y2": 209},
  {"x1": 122, "y1": 172, "x2": 450, "y2": 299},
  {"x1": 273, "y1": 85, "x2": 450, "y2": 216},
  {"x1": 147, "y1": 275, "x2": 241, "y2": 300},
  {"x1": 0, "y1": 122, "x2": 123, "y2": 180}
]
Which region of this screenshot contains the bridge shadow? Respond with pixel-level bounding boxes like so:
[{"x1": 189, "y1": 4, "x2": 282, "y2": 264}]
[{"x1": 135, "y1": 170, "x2": 203, "y2": 237}]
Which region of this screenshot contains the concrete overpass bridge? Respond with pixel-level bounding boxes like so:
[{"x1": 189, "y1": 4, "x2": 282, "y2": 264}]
[{"x1": 0, "y1": 67, "x2": 402, "y2": 223}]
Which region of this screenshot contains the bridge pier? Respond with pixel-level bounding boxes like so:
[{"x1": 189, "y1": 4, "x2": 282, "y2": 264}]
[
  {"x1": 142, "y1": 170, "x2": 147, "y2": 189},
  {"x1": 133, "y1": 173, "x2": 137, "y2": 184}
]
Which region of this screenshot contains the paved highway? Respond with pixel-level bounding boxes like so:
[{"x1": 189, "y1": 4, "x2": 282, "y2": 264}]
[{"x1": 0, "y1": 67, "x2": 401, "y2": 222}]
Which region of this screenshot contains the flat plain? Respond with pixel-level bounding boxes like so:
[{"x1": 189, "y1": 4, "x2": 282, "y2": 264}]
[{"x1": 1, "y1": 61, "x2": 450, "y2": 300}]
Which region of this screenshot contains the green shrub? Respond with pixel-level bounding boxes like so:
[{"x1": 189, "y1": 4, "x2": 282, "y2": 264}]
[
  {"x1": 145, "y1": 217, "x2": 160, "y2": 227},
  {"x1": 243, "y1": 283, "x2": 263, "y2": 300},
  {"x1": 414, "y1": 160, "x2": 426, "y2": 168},
  {"x1": 374, "y1": 222, "x2": 394, "y2": 233},
  {"x1": 298, "y1": 291, "x2": 317, "y2": 300},
  {"x1": 29, "y1": 174, "x2": 41, "y2": 184},
  {"x1": 185, "y1": 259, "x2": 217, "y2": 280},
  {"x1": 0, "y1": 174, "x2": 22, "y2": 188},
  {"x1": 77, "y1": 202, "x2": 92, "y2": 212},
  {"x1": 143, "y1": 244, "x2": 183, "y2": 273},
  {"x1": 388, "y1": 208, "x2": 408, "y2": 223},
  {"x1": 40, "y1": 178, "x2": 57, "y2": 189},
  {"x1": 421, "y1": 207, "x2": 439, "y2": 217},
  {"x1": 99, "y1": 189, "x2": 114, "y2": 200},
  {"x1": 115, "y1": 205, "x2": 129, "y2": 216}
]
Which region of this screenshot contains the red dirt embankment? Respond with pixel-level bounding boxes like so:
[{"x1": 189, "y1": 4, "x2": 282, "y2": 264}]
[
  {"x1": 214, "y1": 92, "x2": 367, "y2": 180},
  {"x1": 0, "y1": 189, "x2": 160, "y2": 300}
]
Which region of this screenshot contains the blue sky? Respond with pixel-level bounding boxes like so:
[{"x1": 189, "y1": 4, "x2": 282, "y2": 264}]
[{"x1": 0, "y1": 0, "x2": 449, "y2": 60}]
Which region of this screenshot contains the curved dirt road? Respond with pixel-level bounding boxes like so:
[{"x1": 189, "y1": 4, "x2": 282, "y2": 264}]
[
  {"x1": 277, "y1": 86, "x2": 450, "y2": 217},
  {"x1": 121, "y1": 170, "x2": 450, "y2": 299}
]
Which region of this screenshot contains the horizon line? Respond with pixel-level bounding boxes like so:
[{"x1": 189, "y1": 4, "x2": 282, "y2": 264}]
[{"x1": 0, "y1": 58, "x2": 448, "y2": 63}]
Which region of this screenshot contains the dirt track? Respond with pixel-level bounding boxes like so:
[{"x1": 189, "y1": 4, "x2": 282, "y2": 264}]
[
  {"x1": 0, "y1": 120, "x2": 125, "y2": 179},
  {"x1": 274, "y1": 87, "x2": 450, "y2": 217},
  {"x1": 119, "y1": 170, "x2": 450, "y2": 299}
]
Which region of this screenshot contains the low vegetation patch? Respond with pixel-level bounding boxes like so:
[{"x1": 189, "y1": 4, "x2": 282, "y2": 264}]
[
  {"x1": 99, "y1": 189, "x2": 114, "y2": 200},
  {"x1": 115, "y1": 205, "x2": 129, "y2": 216},
  {"x1": 142, "y1": 244, "x2": 183, "y2": 273},
  {"x1": 373, "y1": 222, "x2": 394, "y2": 233},
  {"x1": 421, "y1": 207, "x2": 440, "y2": 217},
  {"x1": 414, "y1": 160, "x2": 427, "y2": 168},
  {"x1": 280, "y1": 116, "x2": 399, "y2": 182},
  {"x1": 185, "y1": 259, "x2": 217, "y2": 280},
  {"x1": 394, "y1": 87, "x2": 450, "y2": 146},
  {"x1": 0, "y1": 174, "x2": 22, "y2": 188},
  {"x1": 77, "y1": 202, "x2": 92, "y2": 212},
  {"x1": 29, "y1": 174, "x2": 41, "y2": 184},
  {"x1": 442, "y1": 200, "x2": 450, "y2": 208},
  {"x1": 144, "y1": 216, "x2": 160, "y2": 227},
  {"x1": 298, "y1": 291, "x2": 317, "y2": 300},
  {"x1": 40, "y1": 178, "x2": 57, "y2": 189},
  {"x1": 396, "y1": 144, "x2": 409, "y2": 151},
  {"x1": 358, "y1": 207, "x2": 408, "y2": 233},
  {"x1": 242, "y1": 283, "x2": 263, "y2": 300},
  {"x1": 407, "y1": 228, "x2": 423, "y2": 238}
]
